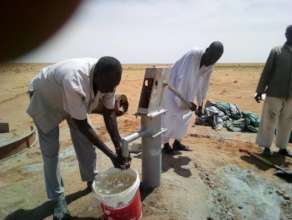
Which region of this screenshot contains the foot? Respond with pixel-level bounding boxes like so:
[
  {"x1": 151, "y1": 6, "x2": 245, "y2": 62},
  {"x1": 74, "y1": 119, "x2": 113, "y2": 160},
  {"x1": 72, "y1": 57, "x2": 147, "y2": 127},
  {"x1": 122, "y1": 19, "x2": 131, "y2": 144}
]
[
  {"x1": 53, "y1": 197, "x2": 71, "y2": 220},
  {"x1": 260, "y1": 147, "x2": 272, "y2": 157},
  {"x1": 86, "y1": 181, "x2": 93, "y2": 191},
  {"x1": 278, "y1": 149, "x2": 292, "y2": 158},
  {"x1": 173, "y1": 140, "x2": 192, "y2": 151},
  {"x1": 162, "y1": 143, "x2": 174, "y2": 155}
]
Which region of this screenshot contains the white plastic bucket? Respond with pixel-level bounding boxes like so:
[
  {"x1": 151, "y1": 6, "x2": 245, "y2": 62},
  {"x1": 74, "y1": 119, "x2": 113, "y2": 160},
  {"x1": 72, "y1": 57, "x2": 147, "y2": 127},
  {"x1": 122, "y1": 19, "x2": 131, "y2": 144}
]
[{"x1": 92, "y1": 168, "x2": 140, "y2": 208}]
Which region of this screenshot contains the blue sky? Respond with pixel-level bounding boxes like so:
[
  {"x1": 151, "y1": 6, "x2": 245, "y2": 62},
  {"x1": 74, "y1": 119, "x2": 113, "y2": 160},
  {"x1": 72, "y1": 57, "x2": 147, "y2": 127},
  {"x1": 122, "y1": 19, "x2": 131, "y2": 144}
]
[{"x1": 20, "y1": 0, "x2": 292, "y2": 63}]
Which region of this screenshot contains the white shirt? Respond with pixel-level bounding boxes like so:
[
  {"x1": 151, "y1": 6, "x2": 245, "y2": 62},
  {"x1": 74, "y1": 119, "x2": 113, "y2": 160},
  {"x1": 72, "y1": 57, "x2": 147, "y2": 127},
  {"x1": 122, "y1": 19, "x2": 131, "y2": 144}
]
[
  {"x1": 27, "y1": 58, "x2": 115, "y2": 133},
  {"x1": 162, "y1": 48, "x2": 213, "y2": 142}
]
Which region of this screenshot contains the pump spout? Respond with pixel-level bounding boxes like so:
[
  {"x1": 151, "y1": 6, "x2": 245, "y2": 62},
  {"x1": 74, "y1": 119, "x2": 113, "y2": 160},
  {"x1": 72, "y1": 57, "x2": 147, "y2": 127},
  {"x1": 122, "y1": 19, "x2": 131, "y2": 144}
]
[{"x1": 121, "y1": 129, "x2": 149, "y2": 158}]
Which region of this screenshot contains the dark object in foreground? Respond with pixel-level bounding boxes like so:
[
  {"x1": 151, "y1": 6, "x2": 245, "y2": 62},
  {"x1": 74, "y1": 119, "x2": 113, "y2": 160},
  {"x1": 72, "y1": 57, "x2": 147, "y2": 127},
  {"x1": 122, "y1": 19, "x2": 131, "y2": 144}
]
[
  {"x1": 0, "y1": 1, "x2": 81, "y2": 62},
  {"x1": 278, "y1": 149, "x2": 292, "y2": 158},
  {"x1": 239, "y1": 148, "x2": 292, "y2": 177},
  {"x1": 0, "y1": 122, "x2": 9, "y2": 133},
  {"x1": 172, "y1": 140, "x2": 192, "y2": 151}
]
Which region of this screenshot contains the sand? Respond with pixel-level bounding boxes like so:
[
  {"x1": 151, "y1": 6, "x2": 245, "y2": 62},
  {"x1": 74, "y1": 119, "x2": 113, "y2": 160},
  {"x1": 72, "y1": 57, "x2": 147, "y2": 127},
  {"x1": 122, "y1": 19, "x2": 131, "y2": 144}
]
[{"x1": 0, "y1": 63, "x2": 291, "y2": 220}]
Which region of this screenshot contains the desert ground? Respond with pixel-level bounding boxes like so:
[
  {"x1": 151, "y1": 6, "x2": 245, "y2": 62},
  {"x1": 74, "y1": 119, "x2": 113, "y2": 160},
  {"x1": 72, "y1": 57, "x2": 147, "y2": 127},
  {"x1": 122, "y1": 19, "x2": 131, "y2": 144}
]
[{"x1": 0, "y1": 63, "x2": 292, "y2": 220}]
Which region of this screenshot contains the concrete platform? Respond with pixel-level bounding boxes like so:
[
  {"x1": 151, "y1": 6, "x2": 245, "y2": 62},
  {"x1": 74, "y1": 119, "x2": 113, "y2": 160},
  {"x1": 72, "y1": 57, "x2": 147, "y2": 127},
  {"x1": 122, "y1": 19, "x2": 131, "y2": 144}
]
[{"x1": 0, "y1": 126, "x2": 36, "y2": 160}]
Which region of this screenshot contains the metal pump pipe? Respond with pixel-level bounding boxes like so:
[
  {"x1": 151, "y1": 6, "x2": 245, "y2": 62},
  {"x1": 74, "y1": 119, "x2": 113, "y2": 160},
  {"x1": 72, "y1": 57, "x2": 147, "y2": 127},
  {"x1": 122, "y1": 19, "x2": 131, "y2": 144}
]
[
  {"x1": 122, "y1": 129, "x2": 149, "y2": 143},
  {"x1": 121, "y1": 109, "x2": 167, "y2": 189}
]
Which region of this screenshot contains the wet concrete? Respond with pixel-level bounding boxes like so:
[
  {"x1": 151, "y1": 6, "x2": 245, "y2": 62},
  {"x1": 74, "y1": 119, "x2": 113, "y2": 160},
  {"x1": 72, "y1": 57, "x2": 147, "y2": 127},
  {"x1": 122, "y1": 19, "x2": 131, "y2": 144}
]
[{"x1": 208, "y1": 165, "x2": 292, "y2": 220}]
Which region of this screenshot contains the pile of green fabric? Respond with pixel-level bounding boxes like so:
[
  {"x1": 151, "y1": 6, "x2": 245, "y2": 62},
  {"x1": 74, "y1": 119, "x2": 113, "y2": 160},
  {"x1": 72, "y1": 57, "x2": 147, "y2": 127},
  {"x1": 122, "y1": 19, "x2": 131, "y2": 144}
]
[
  {"x1": 196, "y1": 100, "x2": 260, "y2": 133},
  {"x1": 226, "y1": 112, "x2": 260, "y2": 133},
  {"x1": 196, "y1": 100, "x2": 292, "y2": 139}
]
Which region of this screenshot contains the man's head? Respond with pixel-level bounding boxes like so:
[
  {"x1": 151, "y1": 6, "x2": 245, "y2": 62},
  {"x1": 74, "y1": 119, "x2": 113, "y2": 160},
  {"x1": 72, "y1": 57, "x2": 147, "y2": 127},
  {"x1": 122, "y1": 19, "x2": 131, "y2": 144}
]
[
  {"x1": 285, "y1": 25, "x2": 292, "y2": 45},
  {"x1": 201, "y1": 41, "x2": 224, "y2": 66},
  {"x1": 93, "y1": 56, "x2": 122, "y2": 93}
]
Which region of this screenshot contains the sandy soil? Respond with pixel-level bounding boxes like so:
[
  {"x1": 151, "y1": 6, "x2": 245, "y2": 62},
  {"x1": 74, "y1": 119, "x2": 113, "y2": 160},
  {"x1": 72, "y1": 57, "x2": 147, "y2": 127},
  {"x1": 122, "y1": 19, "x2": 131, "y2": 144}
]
[{"x1": 0, "y1": 63, "x2": 291, "y2": 220}]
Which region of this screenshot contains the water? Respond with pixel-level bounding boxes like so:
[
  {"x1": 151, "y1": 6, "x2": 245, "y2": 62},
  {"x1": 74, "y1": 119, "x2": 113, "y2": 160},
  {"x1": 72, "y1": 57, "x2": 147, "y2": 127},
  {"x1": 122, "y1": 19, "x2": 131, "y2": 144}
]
[{"x1": 95, "y1": 172, "x2": 135, "y2": 195}]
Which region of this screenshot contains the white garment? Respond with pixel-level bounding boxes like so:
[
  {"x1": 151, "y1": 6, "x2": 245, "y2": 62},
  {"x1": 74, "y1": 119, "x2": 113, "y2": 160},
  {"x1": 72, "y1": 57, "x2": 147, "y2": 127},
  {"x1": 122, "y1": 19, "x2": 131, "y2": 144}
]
[
  {"x1": 162, "y1": 49, "x2": 213, "y2": 143},
  {"x1": 256, "y1": 97, "x2": 292, "y2": 149},
  {"x1": 27, "y1": 58, "x2": 115, "y2": 133}
]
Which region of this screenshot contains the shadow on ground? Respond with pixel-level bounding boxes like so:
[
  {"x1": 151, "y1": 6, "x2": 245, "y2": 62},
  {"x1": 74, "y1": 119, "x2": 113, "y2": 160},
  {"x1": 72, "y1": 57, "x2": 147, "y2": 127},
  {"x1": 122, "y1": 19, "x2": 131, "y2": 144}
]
[
  {"x1": 161, "y1": 152, "x2": 192, "y2": 178},
  {"x1": 140, "y1": 185, "x2": 155, "y2": 201},
  {"x1": 241, "y1": 153, "x2": 292, "y2": 183},
  {"x1": 240, "y1": 153, "x2": 290, "y2": 170},
  {"x1": 134, "y1": 149, "x2": 192, "y2": 178},
  {"x1": 132, "y1": 144, "x2": 192, "y2": 201},
  {"x1": 4, "y1": 188, "x2": 100, "y2": 220}
]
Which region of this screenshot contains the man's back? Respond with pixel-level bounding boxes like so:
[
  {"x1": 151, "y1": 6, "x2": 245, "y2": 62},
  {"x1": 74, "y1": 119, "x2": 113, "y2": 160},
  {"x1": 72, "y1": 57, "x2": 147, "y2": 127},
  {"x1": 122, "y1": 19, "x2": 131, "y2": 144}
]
[
  {"x1": 30, "y1": 58, "x2": 97, "y2": 91},
  {"x1": 27, "y1": 58, "x2": 97, "y2": 133}
]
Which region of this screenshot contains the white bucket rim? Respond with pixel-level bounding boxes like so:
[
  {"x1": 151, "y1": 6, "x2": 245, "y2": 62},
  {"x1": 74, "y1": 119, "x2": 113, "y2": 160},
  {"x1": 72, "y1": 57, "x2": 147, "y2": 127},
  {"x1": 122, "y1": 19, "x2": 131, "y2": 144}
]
[{"x1": 92, "y1": 168, "x2": 140, "y2": 202}]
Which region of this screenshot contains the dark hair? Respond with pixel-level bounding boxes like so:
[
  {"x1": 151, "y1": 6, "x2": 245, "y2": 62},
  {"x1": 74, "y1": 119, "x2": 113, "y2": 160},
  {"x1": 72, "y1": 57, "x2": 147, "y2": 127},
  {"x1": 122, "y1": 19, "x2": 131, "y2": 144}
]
[
  {"x1": 286, "y1": 25, "x2": 292, "y2": 35},
  {"x1": 94, "y1": 56, "x2": 122, "y2": 86},
  {"x1": 209, "y1": 41, "x2": 224, "y2": 55}
]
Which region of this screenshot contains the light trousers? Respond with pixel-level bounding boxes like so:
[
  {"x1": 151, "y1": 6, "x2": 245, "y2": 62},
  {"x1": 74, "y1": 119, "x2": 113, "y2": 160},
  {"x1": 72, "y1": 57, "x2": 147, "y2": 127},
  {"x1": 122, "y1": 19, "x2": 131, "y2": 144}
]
[
  {"x1": 37, "y1": 118, "x2": 96, "y2": 200},
  {"x1": 256, "y1": 97, "x2": 292, "y2": 149}
]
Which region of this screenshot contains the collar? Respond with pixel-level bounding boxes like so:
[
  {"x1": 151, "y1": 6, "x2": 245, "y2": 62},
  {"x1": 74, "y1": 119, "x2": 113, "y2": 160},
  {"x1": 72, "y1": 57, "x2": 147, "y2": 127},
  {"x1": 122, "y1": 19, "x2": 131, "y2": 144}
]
[
  {"x1": 89, "y1": 64, "x2": 96, "y2": 102},
  {"x1": 284, "y1": 43, "x2": 292, "y2": 54},
  {"x1": 199, "y1": 49, "x2": 205, "y2": 69}
]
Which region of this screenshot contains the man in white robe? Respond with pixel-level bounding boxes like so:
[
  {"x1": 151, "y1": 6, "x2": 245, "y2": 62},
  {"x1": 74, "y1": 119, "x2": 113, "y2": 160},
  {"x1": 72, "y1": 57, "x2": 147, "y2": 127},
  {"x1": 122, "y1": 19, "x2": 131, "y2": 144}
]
[{"x1": 162, "y1": 42, "x2": 224, "y2": 154}]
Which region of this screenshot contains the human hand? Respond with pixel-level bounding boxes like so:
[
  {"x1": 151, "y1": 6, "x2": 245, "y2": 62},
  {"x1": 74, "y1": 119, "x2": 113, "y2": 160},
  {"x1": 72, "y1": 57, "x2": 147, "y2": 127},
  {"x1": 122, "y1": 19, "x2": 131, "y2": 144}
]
[
  {"x1": 195, "y1": 106, "x2": 203, "y2": 116},
  {"x1": 115, "y1": 94, "x2": 129, "y2": 116},
  {"x1": 189, "y1": 102, "x2": 197, "y2": 112},
  {"x1": 254, "y1": 93, "x2": 263, "y2": 103},
  {"x1": 111, "y1": 154, "x2": 131, "y2": 170}
]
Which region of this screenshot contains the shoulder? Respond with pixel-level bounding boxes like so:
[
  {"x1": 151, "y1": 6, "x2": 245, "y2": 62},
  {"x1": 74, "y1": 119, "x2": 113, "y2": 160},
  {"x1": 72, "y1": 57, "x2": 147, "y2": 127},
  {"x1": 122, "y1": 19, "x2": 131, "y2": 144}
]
[
  {"x1": 75, "y1": 57, "x2": 98, "y2": 65},
  {"x1": 177, "y1": 48, "x2": 203, "y2": 63},
  {"x1": 187, "y1": 48, "x2": 203, "y2": 57},
  {"x1": 270, "y1": 46, "x2": 283, "y2": 55},
  {"x1": 55, "y1": 58, "x2": 97, "y2": 70},
  {"x1": 59, "y1": 58, "x2": 96, "y2": 78}
]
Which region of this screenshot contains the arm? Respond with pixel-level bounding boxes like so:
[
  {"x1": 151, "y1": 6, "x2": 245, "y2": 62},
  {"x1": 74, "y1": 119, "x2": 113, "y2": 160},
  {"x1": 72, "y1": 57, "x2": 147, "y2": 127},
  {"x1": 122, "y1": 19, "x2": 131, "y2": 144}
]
[
  {"x1": 173, "y1": 76, "x2": 190, "y2": 109},
  {"x1": 172, "y1": 51, "x2": 197, "y2": 109},
  {"x1": 72, "y1": 118, "x2": 117, "y2": 161},
  {"x1": 256, "y1": 49, "x2": 276, "y2": 94},
  {"x1": 196, "y1": 71, "x2": 211, "y2": 113},
  {"x1": 62, "y1": 75, "x2": 124, "y2": 167},
  {"x1": 103, "y1": 108, "x2": 122, "y2": 156}
]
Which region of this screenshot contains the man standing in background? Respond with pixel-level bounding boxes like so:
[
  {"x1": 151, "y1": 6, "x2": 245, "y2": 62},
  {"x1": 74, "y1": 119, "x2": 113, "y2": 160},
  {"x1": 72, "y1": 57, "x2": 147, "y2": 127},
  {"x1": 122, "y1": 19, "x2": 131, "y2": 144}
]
[{"x1": 255, "y1": 25, "x2": 292, "y2": 158}]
